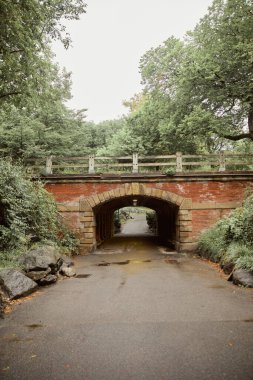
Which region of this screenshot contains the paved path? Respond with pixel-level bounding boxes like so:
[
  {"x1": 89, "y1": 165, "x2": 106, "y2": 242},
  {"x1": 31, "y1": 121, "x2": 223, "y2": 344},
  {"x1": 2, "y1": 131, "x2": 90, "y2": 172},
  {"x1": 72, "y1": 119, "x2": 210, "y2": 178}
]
[{"x1": 1, "y1": 219, "x2": 253, "y2": 379}]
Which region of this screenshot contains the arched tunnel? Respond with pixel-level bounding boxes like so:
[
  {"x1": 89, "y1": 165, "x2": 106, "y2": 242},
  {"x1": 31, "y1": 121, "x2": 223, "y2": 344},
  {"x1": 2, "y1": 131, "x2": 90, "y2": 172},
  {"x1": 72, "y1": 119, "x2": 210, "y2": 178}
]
[{"x1": 94, "y1": 195, "x2": 179, "y2": 248}]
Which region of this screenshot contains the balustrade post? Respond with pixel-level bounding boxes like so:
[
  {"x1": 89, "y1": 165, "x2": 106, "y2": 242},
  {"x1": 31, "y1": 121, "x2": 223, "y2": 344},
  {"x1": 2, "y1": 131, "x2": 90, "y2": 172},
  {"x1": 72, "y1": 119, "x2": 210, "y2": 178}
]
[
  {"x1": 176, "y1": 152, "x2": 183, "y2": 172},
  {"x1": 132, "y1": 153, "x2": 139, "y2": 173},
  {"x1": 46, "y1": 156, "x2": 53, "y2": 174},
  {"x1": 219, "y1": 152, "x2": 226, "y2": 172},
  {"x1": 89, "y1": 155, "x2": 95, "y2": 174}
]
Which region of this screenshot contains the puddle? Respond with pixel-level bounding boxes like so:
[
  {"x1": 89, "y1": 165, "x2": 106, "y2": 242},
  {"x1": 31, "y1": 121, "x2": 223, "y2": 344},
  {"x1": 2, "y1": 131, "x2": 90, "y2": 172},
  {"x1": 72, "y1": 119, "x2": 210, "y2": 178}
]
[
  {"x1": 75, "y1": 274, "x2": 92, "y2": 278},
  {"x1": 26, "y1": 324, "x2": 43, "y2": 329},
  {"x1": 112, "y1": 260, "x2": 130, "y2": 265},
  {"x1": 165, "y1": 259, "x2": 179, "y2": 264},
  {"x1": 97, "y1": 262, "x2": 110, "y2": 266},
  {"x1": 2, "y1": 334, "x2": 21, "y2": 342}
]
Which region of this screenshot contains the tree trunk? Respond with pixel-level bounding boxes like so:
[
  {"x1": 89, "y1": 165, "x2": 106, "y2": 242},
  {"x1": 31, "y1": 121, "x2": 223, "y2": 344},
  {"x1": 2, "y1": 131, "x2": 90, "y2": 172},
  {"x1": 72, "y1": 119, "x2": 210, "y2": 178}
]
[{"x1": 248, "y1": 106, "x2": 253, "y2": 140}]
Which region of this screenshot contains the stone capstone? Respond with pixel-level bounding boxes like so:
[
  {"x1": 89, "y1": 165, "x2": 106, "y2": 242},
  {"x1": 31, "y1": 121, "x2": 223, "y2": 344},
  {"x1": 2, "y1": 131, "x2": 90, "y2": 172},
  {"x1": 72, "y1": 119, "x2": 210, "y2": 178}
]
[
  {"x1": 232, "y1": 269, "x2": 253, "y2": 288},
  {"x1": 0, "y1": 269, "x2": 38, "y2": 299},
  {"x1": 20, "y1": 245, "x2": 62, "y2": 272}
]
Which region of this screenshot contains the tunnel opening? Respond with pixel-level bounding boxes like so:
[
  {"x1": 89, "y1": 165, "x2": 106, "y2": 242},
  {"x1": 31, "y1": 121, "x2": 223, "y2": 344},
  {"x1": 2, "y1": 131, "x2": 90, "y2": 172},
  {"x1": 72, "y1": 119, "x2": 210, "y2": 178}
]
[
  {"x1": 94, "y1": 195, "x2": 179, "y2": 250},
  {"x1": 113, "y1": 206, "x2": 157, "y2": 237}
]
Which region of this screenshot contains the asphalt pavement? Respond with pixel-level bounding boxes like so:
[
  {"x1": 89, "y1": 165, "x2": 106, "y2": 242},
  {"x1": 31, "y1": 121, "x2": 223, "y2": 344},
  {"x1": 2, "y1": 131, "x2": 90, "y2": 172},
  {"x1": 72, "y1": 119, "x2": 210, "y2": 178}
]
[{"x1": 0, "y1": 215, "x2": 253, "y2": 380}]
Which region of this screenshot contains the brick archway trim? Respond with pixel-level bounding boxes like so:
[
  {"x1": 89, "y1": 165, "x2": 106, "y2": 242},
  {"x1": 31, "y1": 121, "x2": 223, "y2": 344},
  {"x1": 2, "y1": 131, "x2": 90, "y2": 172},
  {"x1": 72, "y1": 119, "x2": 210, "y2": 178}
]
[{"x1": 79, "y1": 183, "x2": 191, "y2": 211}]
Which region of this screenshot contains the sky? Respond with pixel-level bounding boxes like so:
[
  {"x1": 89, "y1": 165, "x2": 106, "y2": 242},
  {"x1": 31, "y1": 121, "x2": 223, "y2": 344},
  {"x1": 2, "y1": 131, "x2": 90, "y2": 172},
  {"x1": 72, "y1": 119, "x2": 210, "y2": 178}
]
[{"x1": 53, "y1": 0, "x2": 213, "y2": 123}]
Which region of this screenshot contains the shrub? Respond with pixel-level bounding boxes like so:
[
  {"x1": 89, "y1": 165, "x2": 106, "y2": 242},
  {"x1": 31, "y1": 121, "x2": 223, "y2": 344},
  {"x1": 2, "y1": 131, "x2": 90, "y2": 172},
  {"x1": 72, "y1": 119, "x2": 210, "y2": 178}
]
[
  {"x1": 146, "y1": 210, "x2": 157, "y2": 233},
  {"x1": 198, "y1": 190, "x2": 253, "y2": 271},
  {"x1": 197, "y1": 223, "x2": 227, "y2": 262},
  {"x1": 0, "y1": 159, "x2": 78, "y2": 267}
]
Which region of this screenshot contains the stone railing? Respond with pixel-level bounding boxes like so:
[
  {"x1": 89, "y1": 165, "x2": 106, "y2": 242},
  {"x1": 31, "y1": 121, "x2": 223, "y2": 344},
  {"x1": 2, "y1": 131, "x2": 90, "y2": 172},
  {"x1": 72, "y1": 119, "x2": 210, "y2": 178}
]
[{"x1": 25, "y1": 152, "x2": 253, "y2": 175}]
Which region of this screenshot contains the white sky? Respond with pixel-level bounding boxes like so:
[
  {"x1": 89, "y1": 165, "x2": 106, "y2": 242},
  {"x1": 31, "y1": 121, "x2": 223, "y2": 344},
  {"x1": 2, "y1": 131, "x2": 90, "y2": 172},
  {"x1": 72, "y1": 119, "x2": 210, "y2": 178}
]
[{"x1": 53, "y1": 0, "x2": 213, "y2": 122}]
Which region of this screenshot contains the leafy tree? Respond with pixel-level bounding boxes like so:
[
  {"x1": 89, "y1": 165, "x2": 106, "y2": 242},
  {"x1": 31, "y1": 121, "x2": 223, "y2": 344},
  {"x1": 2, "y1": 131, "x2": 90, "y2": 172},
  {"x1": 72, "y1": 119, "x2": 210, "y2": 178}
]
[
  {"x1": 0, "y1": 1, "x2": 87, "y2": 159},
  {"x1": 0, "y1": 0, "x2": 86, "y2": 106},
  {"x1": 133, "y1": 0, "x2": 253, "y2": 150},
  {"x1": 184, "y1": 0, "x2": 253, "y2": 141}
]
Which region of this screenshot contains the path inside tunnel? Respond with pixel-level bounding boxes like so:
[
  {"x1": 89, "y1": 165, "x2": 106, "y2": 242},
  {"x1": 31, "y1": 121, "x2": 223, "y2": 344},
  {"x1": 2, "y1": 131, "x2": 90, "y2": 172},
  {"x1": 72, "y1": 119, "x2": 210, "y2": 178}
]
[
  {"x1": 94, "y1": 213, "x2": 167, "y2": 259},
  {"x1": 117, "y1": 212, "x2": 153, "y2": 236}
]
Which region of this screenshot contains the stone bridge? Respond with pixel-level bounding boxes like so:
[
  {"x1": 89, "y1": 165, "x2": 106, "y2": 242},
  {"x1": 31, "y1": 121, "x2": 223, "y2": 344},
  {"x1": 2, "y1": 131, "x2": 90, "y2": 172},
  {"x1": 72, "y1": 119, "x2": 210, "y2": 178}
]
[{"x1": 44, "y1": 171, "x2": 253, "y2": 254}]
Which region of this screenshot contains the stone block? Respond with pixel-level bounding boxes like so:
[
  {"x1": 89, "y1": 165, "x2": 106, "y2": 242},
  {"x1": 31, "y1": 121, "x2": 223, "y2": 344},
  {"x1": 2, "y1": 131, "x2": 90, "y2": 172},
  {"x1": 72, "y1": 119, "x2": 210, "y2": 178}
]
[
  {"x1": 83, "y1": 227, "x2": 94, "y2": 233},
  {"x1": 119, "y1": 187, "x2": 126, "y2": 197},
  {"x1": 125, "y1": 183, "x2": 132, "y2": 195},
  {"x1": 80, "y1": 216, "x2": 94, "y2": 222},
  {"x1": 180, "y1": 226, "x2": 192, "y2": 232},
  {"x1": 180, "y1": 198, "x2": 192, "y2": 210},
  {"x1": 79, "y1": 200, "x2": 92, "y2": 212},
  {"x1": 98, "y1": 193, "x2": 105, "y2": 203},
  {"x1": 92, "y1": 194, "x2": 100, "y2": 205},
  {"x1": 84, "y1": 232, "x2": 94, "y2": 238},
  {"x1": 132, "y1": 183, "x2": 140, "y2": 195}
]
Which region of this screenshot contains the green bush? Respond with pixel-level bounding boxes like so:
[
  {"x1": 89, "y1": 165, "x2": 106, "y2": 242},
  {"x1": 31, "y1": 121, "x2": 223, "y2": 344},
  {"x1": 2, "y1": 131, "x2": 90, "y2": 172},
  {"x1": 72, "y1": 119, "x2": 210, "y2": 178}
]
[
  {"x1": 0, "y1": 159, "x2": 78, "y2": 267},
  {"x1": 198, "y1": 190, "x2": 253, "y2": 271},
  {"x1": 146, "y1": 210, "x2": 157, "y2": 233},
  {"x1": 197, "y1": 222, "x2": 227, "y2": 262}
]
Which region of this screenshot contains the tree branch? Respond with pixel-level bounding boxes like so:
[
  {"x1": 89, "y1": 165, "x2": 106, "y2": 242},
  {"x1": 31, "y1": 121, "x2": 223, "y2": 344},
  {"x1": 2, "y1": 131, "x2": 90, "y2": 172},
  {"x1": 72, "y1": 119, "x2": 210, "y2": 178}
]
[
  {"x1": 0, "y1": 92, "x2": 22, "y2": 99},
  {"x1": 222, "y1": 133, "x2": 252, "y2": 141}
]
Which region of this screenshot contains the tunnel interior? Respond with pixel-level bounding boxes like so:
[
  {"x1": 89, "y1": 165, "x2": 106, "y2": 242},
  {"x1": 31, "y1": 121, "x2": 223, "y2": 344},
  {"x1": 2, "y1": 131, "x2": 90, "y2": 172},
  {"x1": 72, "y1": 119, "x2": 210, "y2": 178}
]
[{"x1": 94, "y1": 195, "x2": 179, "y2": 248}]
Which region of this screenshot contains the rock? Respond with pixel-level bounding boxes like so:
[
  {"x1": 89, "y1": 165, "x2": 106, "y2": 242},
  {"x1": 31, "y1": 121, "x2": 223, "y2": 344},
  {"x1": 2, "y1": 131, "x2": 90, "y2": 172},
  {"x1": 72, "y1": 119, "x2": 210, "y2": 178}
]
[
  {"x1": 221, "y1": 261, "x2": 235, "y2": 275},
  {"x1": 0, "y1": 280, "x2": 6, "y2": 318},
  {"x1": 0, "y1": 293, "x2": 5, "y2": 318},
  {"x1": 25, "y1": 268, "x2": 51, "y2": 282},
  {"x1": 20, "y1": 245, "x2": 62, "y2": 272},
  {"x1": 0, "y1": 269, "x2": 38, "y2": 299},
  {"x1": 232, "y1": 269, "x2": 253, "y2": 288},
  {"x1": 61, "y1": 255, "x2": 74, "y2": 267},
  {"x1": 38, "y1": 274, "x2": 58, "y2": 286},
  {"x1": 60, "y1": 266, "x2": 76, "y2": 277}
]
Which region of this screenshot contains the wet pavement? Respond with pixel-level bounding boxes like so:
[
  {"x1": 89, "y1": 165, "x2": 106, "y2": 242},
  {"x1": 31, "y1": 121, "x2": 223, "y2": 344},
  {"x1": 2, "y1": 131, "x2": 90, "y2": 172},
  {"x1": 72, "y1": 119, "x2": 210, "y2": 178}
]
[{"x1": 0, "y1": 216, "x2": 253, "y2": 379}]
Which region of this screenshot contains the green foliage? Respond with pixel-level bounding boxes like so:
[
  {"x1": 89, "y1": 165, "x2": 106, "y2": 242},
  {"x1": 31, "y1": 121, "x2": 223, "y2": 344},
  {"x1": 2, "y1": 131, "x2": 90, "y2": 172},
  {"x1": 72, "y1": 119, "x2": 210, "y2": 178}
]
[
  {"x1": 130, "y1": 0, "x2": 253, "y2": 152},
  {"x1": 198, "y1": 222, "x2": 227, "y2": 262},
  {"x1": 198, "y1": 191, "x2": 253, "y2": 271},
  {"x1": 146, "y1": 211, "x2": 157, "y2": 233},
  {"x1": 0, "y1": 160, "x2": 78, "y2": 267}
]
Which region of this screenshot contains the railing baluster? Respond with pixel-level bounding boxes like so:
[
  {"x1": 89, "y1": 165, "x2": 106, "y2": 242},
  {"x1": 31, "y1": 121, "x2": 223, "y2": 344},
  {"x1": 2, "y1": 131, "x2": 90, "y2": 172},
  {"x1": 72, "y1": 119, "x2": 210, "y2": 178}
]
[
  {"x1": 176, "y1": 152, "x2": 183, "y2": 172},
  {"x1": 89, "y1": 155, "x2": 95, "y2": 174},
  {"x1": 132, "y1": 153, "x2": 138, "y2": 173},
  {"x1": 46, "y1": 156, "x2": 53, "y2": 174},
  {"x1": 219, "y1": 152, "x2": 226, "y2": 172}
]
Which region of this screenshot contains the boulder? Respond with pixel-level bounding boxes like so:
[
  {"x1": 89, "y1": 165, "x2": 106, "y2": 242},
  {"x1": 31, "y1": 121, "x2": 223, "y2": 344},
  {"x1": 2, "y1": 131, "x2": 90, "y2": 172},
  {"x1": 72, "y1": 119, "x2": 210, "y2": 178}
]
[
  {"x1": 232, "y1": 269, "x2": 253, "y2": 288},
  {"x1": 25, "y1": 268, "x2": 51, "y2": 282},
  {"x1": 61, "y1": 255, "x2": 74, "y2": 267},
  {"x1": 0, "y1": 293, "x2": 5, "y2": 318},
  {"x1": 0, "y1": 269, "x2": 38, "y2": 299},
  {"x1": 38, "y1": 274, "x2": 58, "y2": 286},
  {"x1": 60, "y1": 266, "x2": 76, "y2": 277},
  {"x1": 0, "y1": 279, "x2": 6, "y2": 318},
  {"x1": 221, "y1": 261, "x2": 235, "y2": 275},
  {"x1": 20, "y1": 245, "x2": 62, "y2": 273}
]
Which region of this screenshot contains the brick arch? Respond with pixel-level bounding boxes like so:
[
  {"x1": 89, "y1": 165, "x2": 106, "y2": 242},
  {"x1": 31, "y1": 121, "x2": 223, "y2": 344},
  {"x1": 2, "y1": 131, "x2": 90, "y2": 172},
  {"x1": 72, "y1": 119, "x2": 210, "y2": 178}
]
[
  {"x1": 81, "y1": 183, "x2": 187, "y2": 210},
  {"x1": 79, "y1": 183, "x2": 192, "y2": 253}
]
